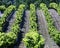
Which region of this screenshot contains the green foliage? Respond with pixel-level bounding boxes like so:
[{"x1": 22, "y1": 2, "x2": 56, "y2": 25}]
[
  {"x1": 0, "y1": 4, "x2": 25, "y2": 47},
  {"x1": 6, "y1": 32, "x2": 17, "y2": 44},
  {"x1": 49, "y1": 3, "x2": 60, "y2": 15},
  {"x1": 10, "y1": 24, "x2": 20, "y2": 34},
  {"x1": 0, "y1": 5, "x2": 6, "y2": 11},
  {"x1": 30, "y1": 4, "x2": 37, "y2": 31},
  {"x1": 23, "y1": 30, "x2": 45, "y2": 48},
  {"x1": 10, "y1": 4, "x2": 25, "y2": 34},
  {"x1": 15, "y1": 4, "x2": 25, "y2": 22},
  {"x1": 0, "y1": 32, "x2": 17, "y2": 46},
  {"x1": 49, "y1": 3, "x2": 58, "y2": 9},
  {"x1": 0, "y1": 5, "x2": 16, "y2": 31},
  {"x1": 0, "y1": 32, "x2": 6, "y2": 46},
  {"x1": 40, "y1": 3, "x2": 60, "y2": 45},
  {"x1": 23, "y1": 4, "x2": 45, "y2": 48}
]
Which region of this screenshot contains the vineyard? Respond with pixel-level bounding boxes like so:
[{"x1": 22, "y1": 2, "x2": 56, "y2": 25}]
[{"x1": 0, "y1": 0, "x2": 60, "y2": 48}]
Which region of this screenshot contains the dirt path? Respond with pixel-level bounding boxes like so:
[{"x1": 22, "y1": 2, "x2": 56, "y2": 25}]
[
  {"x1": 7, "y1": 11, "x2": 16, "y2": 32},
  {"x1": 37, "y1": 10, "x2": 59, "y2": 48},
  {"x1": 18, "y1": 10, "x2": 30, "y2": 48},
  {"x1": 49, "y1": 9, "x2": 60, "y2": 31},
  {"x1": 0, "y1": 11, "x2": 3, "y2": 17}
]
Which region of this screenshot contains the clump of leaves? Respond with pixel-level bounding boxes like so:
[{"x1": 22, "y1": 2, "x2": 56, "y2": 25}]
[{"x1": 23, "y1": 30, "x2": 45, "y2": 48}]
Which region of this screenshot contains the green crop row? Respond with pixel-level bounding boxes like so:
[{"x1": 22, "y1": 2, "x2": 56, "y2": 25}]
[
  {"x1": 0, "y1": 4, "x2": 25, "y2": 47},
  {"x1": 40, "y1": 3, "x2": 60, "y2": 46},
  {"x1": 49, "y1": 3, "x2": 60, "y2": 15},
  {"x1": 30, "y1": 4, "x2": 37, "y2": 31},
  {"x1": 23, "y1": 4, "x2": 45, "y2": 48},
  {"x1": 0, "y1": 5, "x2": 16, "y2": 32},
  {"x1": 10, "y1": 4, "x2": 25, "y2": 34}
]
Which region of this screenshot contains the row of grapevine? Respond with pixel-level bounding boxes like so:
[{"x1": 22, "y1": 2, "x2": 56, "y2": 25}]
[
  {"x1": 0, "y1": 5, "x2": 16, "y2": 32},
  {"x1": 0, "y1": 4, "x2": 25, "y2": 47},
  {"x1": 23, "y1": 4, "x2": 45, "y2": 48},
  {"x1": 10, "y1": 4, "x2": 25, "y2": 34},
  {"x1": 30, "y1": 4, "x2": 37, "y2": 31},
  {"x1": 40, "y1": 3, "x2": 60, "y2": 46},
  {"x1": 49, "y1": 3, "x2": 60, "y2": 15}
]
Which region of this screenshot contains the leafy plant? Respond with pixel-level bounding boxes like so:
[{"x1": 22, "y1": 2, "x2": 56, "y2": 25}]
[{"x1": 23, "y1": 30, "x2": 45, "y2": 48}]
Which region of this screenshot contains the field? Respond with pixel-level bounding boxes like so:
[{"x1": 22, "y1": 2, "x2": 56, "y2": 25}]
[{"x1": 0, "y1": 0, "x2": 60, "y2": 48}]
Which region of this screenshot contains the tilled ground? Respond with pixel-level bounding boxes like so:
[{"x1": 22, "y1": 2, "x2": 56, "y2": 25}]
[
  {"x1": 37, "y1": 10, "x2": 60, "y2": 48},
  {"x1": 49, "y1": 9, "x2": 60, "y2": 31}
]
